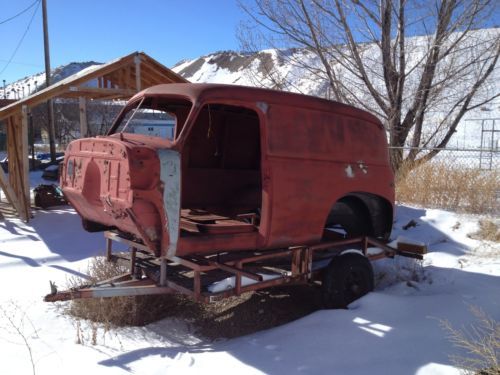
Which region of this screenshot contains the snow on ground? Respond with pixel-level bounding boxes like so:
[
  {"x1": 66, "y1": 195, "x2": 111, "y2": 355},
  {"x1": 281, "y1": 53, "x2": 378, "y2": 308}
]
[{"x1": 0, "y1": 177, "x2": 498, "y2": 374}]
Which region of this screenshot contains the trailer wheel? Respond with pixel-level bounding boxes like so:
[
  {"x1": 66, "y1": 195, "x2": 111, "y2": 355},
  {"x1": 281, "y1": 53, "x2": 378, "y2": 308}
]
[{"x1": 321, "y1": 253, "x2": 374, "y2": 309}]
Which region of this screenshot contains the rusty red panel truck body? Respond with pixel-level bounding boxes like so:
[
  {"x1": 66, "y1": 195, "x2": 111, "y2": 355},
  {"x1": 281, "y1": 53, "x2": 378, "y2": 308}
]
[{"x1": 51, "y1": 83, "x2": 404, "y2": 306}]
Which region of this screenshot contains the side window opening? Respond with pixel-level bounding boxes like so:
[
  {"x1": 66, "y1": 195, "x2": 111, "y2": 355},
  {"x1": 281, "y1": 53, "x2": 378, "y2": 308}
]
[
  {"x1": 187, "y1": 104, "x2": 261, "y2": 170},
  {"x1": 111, "y1": 97, "x2": 192, "y2": 141}
]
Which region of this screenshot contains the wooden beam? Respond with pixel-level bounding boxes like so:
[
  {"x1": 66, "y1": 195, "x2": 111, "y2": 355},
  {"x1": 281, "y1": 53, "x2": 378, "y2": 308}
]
[
  {"x1": 141, "y1": 63, "x2": 178, "y2": 84},
  {"x1": 0, "y1": 159, "x2": 23, "y2": 220},
  {"x1": 65, "y1": 86, "x2": 136, "y2": 97},
  {"x1": 79, "y1": 97, "x2": 88, "y2": 138},
  {"x1": 6, "y1": 115, "x2": 29, "y2": 221},
  {"x1": 117, "y1": 68, "x2": 125, "y2": 88},
  {"x1": 134, "y1": 54, "x2": 141, "y2": 92},
  {"x1": 21, "y1": 106, "x2": 31, "y2": 221},
  {"x1": 140, "y1": 53, "x2": 188, "y2": 83}
]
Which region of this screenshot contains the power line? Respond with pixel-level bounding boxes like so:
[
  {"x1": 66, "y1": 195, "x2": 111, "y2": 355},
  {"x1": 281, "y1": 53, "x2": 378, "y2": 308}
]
[
  {"x1": 0, "y1": 0, "x2": 41, "y2": 77},
  {"x1": 0, "y1": 59, "x2": 43, "y2": 68},
  {"x1": 0, "y1": 0, "x2": 40, "y2": 26}
]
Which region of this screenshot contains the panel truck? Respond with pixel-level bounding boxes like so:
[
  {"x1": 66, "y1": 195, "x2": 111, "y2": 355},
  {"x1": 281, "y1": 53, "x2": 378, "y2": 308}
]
[{"x1": 46, "y1": 83, "x2": 424, "y2": 308}]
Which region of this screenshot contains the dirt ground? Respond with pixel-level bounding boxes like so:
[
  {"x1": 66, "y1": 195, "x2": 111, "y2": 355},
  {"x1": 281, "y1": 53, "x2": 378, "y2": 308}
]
[{"x1": 166, "y1": 284, "x2": 324, "y2": 339}]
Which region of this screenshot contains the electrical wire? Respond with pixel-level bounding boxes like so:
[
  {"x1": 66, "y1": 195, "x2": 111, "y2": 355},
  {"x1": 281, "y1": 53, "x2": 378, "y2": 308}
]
[
  {"x1": 0, "y1": 0, "x2": 40, "y2": 26},
  {"x1": 0, "y1": 0, "x2": 41, "y2": 77}
]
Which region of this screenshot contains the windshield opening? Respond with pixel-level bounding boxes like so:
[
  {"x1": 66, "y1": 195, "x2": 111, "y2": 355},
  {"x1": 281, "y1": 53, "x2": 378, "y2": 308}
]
[{"x1": 110, "y1": 97, "x2": 192, "y2": 141}]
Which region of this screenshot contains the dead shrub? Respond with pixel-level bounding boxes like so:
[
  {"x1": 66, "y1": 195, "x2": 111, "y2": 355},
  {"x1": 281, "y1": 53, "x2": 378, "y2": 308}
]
[
  {"x1": 396, "y1": 161, "x2": 499, "y2": 214},
  {"x1": 67, "y1": 256, "x2": 193, "y2": 327},
  {"x1": 440, "y1": 306, "x2": 500, "y2": 375},
  {"x1": 469, "y1": 220, "x2": 500, "y2": 243},
  {"x1": 0, "y1": 301, "x2": 37, "y2": 375}
]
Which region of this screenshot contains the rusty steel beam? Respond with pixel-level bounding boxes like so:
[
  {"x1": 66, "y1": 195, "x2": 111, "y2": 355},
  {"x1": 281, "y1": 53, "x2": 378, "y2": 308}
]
[
  {"x1": 190, "y1": 255, "x2": 263, "y2": 282},
  {"x1": 44, "y1": 278, "x2": 175, "y2": 301},
  {"x1": 202, "y1": 274, "x2": 301, "y2": 303},
  {"x1": 367, "y1": 237, "x2": 425, "y2": 260},
  {"x1": 104, "y1": 231, "x2": 151, "y2": 252}
]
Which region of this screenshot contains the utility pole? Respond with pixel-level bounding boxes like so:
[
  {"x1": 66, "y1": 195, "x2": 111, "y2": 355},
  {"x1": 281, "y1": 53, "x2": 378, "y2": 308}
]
[{"x1": 42, "y1": 0, "x2": 57, "y2": 162}]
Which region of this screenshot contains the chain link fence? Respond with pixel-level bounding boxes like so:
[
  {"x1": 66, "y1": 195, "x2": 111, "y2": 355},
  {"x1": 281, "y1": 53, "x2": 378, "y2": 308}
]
[
  {"x1": 391, "y1": 147, "x2": 499, "y2": 214},
  {"x1": 390, "y1": 146, "x2": 500, "y2": 170}
]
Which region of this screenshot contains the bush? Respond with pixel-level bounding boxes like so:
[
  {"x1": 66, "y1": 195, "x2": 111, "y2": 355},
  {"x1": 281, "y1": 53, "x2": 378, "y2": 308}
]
[
  {"x1": 440, "y1": 306, "x2": 500, "y2": 375},
  {"x1": 469, "y1": 220, "x2": 500, "y2": 243},
  {"x1": 67, "y1": 256, "x2": 192, "y2": 327}
]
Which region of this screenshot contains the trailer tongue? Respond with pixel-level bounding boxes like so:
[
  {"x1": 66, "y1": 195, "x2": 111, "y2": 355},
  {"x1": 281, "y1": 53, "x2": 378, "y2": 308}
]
[{"x1": 44, "y1": 232, "x2": 425, "y2": 305}]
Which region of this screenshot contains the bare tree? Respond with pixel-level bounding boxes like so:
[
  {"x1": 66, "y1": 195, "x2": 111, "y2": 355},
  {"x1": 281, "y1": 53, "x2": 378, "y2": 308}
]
[
  {"x1": 239, "y1": 0, "x2": 499, "y2": 176},
  {"x1": 86, "y1": 100, "x2": 124, "y2": 137}
]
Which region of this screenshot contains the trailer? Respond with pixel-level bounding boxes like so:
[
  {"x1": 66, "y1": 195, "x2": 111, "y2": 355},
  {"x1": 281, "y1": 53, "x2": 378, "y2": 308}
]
[{"x1": 45, "y1": 230, "x2": 425, "y2": 308}]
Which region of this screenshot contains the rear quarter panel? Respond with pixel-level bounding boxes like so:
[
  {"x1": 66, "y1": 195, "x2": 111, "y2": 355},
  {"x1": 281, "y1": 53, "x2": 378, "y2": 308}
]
[{"x1": 263, "y1": 104, "x2": 394, "y2": 248}]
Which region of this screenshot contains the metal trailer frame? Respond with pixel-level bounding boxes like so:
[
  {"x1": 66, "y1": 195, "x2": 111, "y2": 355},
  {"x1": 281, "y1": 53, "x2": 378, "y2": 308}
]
[{"x1": 44, "y1": 230, "x2": 425, "y2": 303}]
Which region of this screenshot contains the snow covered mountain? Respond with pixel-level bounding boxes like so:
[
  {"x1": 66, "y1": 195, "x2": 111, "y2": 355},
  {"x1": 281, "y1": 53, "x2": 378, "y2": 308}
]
[
  {"x1": 1, "y1": 61, "x2": 101, "y2": 100},
  {"x1": 172, "y1": 48, "x2": 330, "y2": 97},
  {"x1": 2, "y1": 28, "x2": 498, "y2": 150}
]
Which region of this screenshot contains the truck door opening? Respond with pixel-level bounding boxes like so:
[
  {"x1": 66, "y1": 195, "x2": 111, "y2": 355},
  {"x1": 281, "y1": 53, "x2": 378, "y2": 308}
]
[{"x1": 181, "y1": 103, "x2": 262, "y2": 235}]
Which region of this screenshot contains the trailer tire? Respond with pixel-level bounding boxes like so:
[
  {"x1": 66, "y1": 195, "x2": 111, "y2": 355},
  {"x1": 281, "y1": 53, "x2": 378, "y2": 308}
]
[{"x1": 321, "y1": 253, "x2": 374, "y2": 309}]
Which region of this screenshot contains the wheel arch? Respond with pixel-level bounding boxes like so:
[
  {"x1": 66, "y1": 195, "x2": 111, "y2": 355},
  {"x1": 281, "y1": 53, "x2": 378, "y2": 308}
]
[{"x1": 324, "y1": 192, "x2": 393, "y2": 240}]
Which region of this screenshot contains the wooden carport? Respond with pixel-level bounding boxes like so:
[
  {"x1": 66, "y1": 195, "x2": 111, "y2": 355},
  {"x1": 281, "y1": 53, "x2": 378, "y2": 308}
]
[{"x1": 0, "y1": 51, "x2": 187, "y2": 222}]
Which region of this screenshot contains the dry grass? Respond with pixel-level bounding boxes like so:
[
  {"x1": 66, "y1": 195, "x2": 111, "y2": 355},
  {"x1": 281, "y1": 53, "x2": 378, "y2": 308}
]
[
  {"x1": 468, "y1": 220, "x2": 500, "y2": 243},
  {"x1": 440, "y1": 306, "x2": 500, "y2": 375},
  {"x1": 396, "y1": 161, "x2": 499, "y2": 214},
  {"x1": 67, "y1": 256, "x2": 189, "y2": 327}
]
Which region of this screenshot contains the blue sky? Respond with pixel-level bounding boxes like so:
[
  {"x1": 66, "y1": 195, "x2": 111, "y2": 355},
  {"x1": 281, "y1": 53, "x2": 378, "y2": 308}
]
[{"x1": 0, "y1": 0, "x2": 248, "y2": 84}]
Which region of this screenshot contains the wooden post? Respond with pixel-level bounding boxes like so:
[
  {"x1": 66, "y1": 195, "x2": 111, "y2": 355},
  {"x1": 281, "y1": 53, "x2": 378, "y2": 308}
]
[
  {"x1": 21, "y1": 106, "x2": 31, "y2": 220},
  {"x1": 0, "y1": 160, "x2": 22, "y2": 217},
  {"x1": 134, "y1": 54, "x2": 141, "y2": 92},
  {"x1": 79, "y1": 97, "x2": 88, "y2": 137},
  {"x1": 7, "y1": 115, "x2": 29, "y2": 221}
]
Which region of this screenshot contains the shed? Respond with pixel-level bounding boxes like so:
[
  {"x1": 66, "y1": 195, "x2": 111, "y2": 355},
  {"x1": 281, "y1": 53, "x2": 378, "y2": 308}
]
[{"x1": 0, "y1": 52, "x2": 187, "y2": 221}]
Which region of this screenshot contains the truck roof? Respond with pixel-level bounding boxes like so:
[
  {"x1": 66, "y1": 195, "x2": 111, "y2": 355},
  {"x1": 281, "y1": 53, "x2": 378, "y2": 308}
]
[{"x1": 131, "y1": 83, "x2": 382, "y2": 127}]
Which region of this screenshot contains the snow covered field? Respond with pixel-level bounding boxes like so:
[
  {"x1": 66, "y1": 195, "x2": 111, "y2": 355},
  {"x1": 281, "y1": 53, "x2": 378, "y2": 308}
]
[{"x1": 0, "y1": 174, "x2": 498, "y2": 374}]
